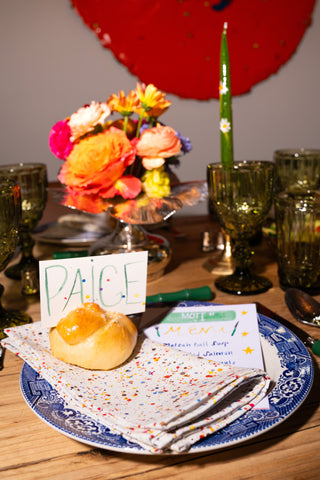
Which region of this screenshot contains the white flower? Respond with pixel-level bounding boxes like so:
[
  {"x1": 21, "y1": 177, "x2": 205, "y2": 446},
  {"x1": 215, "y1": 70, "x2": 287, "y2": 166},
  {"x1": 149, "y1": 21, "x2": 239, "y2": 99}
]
[
  {"x1": 220, "y1": 118, "x2": 231, "y2": 133},
  {"x1": 142, "y1": 156, "x2": 165, "y2": 170},
  {"x1": 69, "y1": 101, "x2": 111, "y2": 141},
  {"x1": 219, "y1": 82, "x2": 228, "y2": 95}
]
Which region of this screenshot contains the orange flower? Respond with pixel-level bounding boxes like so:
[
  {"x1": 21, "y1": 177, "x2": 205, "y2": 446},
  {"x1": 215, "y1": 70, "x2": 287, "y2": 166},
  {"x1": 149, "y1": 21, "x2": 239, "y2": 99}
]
[
  {"x1": 58, "y1": 128, "x2": 140, "y2": 199},
  {"x1": 107, "y1": 89, "x2": 140, "y2": 116},
  {"x1": 107, "y1": 118, "x2": 137, "y2": 139},
  {"x1": 134, "y1": 83, "x2": 171, "y2": 118},
  {"x1": 135, "y1": 125, "x2": 181, "y2": 170}
]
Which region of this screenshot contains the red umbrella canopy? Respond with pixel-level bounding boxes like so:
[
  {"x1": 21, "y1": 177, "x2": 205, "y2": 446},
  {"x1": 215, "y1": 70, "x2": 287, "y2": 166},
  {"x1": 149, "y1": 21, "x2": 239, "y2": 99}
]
[{"x1": 70, "y1": 0, "x2": 316, "y2": 100}]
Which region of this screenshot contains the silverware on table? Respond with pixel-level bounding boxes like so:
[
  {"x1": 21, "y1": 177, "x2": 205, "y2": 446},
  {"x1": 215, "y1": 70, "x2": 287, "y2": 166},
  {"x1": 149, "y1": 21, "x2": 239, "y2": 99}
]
[
  {"x1": 131, "y1": 286, "x2": 214, "y2": 333},
  {"x1": 285, "y1": 288, "x2": 320, "y2": 327},
  {"x1": 146, "y1": 286, "x2": 213, "y2": 305},
  {"x1": 0, "y1": 344, "x2": 5, "y2": 370},
  {"x1": 256, "y1": 302, "x2": 320, "y2": 357}
]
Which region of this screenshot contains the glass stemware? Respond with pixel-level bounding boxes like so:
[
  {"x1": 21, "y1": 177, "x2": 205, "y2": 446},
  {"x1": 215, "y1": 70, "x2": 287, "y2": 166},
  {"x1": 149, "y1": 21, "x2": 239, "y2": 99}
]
[
  {"x1": 207, "y1": 161, "x2": 274, "y2": 295},
  {"x1": 0, "y1": 179, "x2": 31, "y2": 339},
  {"x1": 88, "y1": 218, "x2": 172, "y2": 282},
  {"x1": 0, "y1": 163, "x2": 48, "y2": 281}
]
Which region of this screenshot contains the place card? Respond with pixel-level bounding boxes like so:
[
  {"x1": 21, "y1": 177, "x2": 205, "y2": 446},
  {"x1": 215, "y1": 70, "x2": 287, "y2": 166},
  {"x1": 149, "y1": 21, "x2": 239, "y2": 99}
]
[
  {"x1": 39, "y1": 251, "x2": 148, "y2": 328},
  {"x1": 144, "y1": 303, "x2": 269, "y2": 408}
]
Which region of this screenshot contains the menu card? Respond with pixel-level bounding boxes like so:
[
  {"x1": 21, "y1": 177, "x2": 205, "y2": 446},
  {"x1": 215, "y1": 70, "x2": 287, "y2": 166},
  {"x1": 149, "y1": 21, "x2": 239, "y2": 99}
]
[{"x1": 144, "y1": 303, "x2": 269, "y2": 409}]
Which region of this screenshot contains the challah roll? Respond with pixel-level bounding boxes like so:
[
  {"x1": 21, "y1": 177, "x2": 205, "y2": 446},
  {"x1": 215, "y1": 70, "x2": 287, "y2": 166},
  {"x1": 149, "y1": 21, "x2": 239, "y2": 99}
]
[{"x1": 49, "y1": 302, "x2": 137, "y2": 370}]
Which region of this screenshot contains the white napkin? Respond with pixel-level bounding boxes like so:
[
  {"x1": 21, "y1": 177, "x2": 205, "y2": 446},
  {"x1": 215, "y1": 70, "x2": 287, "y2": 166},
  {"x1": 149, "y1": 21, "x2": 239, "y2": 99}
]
[{"x1": 2, "y1": 323, "x2": 270, "y2": 453}]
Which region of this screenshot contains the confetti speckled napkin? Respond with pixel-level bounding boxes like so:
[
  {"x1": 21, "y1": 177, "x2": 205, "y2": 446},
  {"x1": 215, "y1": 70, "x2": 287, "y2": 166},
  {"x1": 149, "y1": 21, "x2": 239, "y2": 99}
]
[{"x1": 2, "y1": 323, "x2": 270, "y2": 453}]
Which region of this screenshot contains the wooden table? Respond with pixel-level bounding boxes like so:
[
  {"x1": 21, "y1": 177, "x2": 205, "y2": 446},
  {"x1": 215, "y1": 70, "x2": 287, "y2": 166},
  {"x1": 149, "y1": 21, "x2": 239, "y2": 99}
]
[{"x1": 1, "y1": 196, "x2": 320, "y2": 480}]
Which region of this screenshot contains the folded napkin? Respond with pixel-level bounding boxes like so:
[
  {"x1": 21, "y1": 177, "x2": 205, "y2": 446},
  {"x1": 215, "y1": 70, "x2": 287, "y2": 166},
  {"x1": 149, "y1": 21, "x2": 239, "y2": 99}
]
[{"x1": 2, "y1": 323, "x2": 270, "y2": 453}]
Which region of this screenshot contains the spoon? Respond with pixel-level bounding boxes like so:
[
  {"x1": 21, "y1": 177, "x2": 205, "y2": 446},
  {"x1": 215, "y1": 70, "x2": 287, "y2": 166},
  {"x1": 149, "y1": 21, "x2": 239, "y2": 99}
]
[{"x1": 285, "y1": 288, "x2": 320, "y2": 327}]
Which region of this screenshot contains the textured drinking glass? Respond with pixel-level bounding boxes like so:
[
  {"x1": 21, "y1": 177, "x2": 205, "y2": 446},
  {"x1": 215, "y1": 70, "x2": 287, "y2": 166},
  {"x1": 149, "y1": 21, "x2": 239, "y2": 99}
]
[
  {"x1": 0, "y1": 163, "x2": 48, "y2": 284},
  {"x1": 274, "y1": 149, "x2": 320, "y2": 194},
  {"x1": 275, "y1": 191, "x2": 320, "y2": 293},
  {"x1": 207, "y1": 161, "x2": 274, "y2": 295},
  {"x1": 0, "y1": 179, "x2": 31, "y2": 339}
]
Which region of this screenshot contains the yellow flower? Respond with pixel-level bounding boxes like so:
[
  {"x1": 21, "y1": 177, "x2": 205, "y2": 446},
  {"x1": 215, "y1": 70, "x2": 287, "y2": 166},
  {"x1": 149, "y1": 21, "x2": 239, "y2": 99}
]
[
  {"x1": 141, "y1": 166, "x2": 171, "y2": 198},
  {"x1": 134, "y1": 83, "x2": 171, "y2": 118},
  {"x1": 107, "y1": 89, "x2": 140, "y2": 116}
]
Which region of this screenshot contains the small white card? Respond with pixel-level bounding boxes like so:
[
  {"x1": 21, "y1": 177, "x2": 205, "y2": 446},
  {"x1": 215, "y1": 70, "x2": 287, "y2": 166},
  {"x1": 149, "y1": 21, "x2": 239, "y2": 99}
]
[
  {"x1": 39, "y1": 251, "x2": 148, "y2": 328},
  {"x1": 144, "y1": 303, "x2": 269, "y2": 409}
]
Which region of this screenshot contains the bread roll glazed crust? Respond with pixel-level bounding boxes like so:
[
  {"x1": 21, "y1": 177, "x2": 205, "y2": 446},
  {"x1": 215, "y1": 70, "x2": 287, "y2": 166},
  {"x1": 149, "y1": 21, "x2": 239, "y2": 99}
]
[{"x1": 49, "y1": 303, "x2": 138, "y2": 370}]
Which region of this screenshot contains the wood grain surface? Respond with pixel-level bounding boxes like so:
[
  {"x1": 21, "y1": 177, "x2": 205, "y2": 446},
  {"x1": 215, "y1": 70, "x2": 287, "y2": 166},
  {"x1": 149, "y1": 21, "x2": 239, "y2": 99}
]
[{"x1": 1, "y1": 191, "x2": 319, "y2": 480}]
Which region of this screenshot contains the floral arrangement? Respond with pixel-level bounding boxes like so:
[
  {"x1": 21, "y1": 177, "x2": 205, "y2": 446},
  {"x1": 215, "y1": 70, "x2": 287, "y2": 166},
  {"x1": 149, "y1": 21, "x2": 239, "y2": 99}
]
[{"x1": 49, "y1": 84, "x2": 192, "y2": 216}]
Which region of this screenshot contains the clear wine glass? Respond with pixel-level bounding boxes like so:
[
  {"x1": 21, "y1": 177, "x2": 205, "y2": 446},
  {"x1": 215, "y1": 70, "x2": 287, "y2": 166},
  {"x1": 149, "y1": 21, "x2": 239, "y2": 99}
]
[
  {"x1": 207, "y1": 161, "x2": 274, "y2": 295},
  {"x1": 0, "y1": 179, "x2": 31, "y2": 339},
  {"x1": 0, "y1": 163, "x2": 48, "y2": 281}
]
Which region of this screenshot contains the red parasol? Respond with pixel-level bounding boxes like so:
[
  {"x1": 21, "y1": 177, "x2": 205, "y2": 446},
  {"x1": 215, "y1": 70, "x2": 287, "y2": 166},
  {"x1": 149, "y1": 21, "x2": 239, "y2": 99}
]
[{"x1": 70, "y1": 0, "x2": 316, "y2": 100}]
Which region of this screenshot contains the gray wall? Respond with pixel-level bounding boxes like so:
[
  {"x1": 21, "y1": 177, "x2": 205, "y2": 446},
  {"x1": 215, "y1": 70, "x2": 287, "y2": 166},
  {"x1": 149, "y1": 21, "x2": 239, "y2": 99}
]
[{"x1": 1, "y1": 0, "x2": 320, "y2": 215}]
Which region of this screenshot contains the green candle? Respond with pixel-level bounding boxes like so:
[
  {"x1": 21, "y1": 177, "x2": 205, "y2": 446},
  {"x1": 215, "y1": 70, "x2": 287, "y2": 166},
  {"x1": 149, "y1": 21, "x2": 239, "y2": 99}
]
[{"x1": 219, "y1": 22, "x2": 234, "y2": 168}]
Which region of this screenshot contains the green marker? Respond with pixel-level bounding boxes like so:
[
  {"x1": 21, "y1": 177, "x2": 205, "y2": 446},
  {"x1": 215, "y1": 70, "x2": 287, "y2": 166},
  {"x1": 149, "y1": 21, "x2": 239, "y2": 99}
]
[{"x1": 231, "y1": 320, "x2": 239, "y2": 336}]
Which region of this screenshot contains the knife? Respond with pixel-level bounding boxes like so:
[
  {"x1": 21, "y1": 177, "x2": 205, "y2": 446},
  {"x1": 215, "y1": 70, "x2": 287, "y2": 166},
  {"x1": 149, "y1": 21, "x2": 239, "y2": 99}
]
[
  {"x1": 256, "y1": 302, "x2": 320, "y2": 357},
  {"x1": 0, "y1": 344, "x2": 5, "y2": 370},
  {"x1": 131, "y1": 286, "x2": 214, "y2": 333},
  {"x1": 146, "y1": 286, "x2": 213, "y2": 305}
]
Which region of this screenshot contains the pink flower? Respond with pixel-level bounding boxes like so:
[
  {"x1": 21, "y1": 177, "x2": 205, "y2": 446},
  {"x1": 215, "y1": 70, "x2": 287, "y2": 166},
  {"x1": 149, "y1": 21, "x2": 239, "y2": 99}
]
[
  {"x1": 49, "y1": 120, "x2": 73, "y2": 160},
  {"x1": 135, "y1": 125, "x2": 181, "y2": 170}
]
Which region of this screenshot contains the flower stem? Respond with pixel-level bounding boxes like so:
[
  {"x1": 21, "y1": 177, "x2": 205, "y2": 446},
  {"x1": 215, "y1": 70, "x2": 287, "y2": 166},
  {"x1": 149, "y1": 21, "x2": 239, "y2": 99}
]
[
  {"x1": 123, "y1": 115, "x2": 129, "y2": 133},
  {"x1": 136, "y1": 110, "x2": 146, "y2": 137}
]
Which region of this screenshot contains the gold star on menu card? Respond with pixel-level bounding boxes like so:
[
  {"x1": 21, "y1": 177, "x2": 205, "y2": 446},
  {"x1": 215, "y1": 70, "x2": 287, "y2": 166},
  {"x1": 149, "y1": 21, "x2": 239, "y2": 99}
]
[
  {"x1": 241, "y1": 331, "x2": 249, "y2": 337},
  {"x1": 243, "y1": 346, "x2": 254, "y2": 354}
]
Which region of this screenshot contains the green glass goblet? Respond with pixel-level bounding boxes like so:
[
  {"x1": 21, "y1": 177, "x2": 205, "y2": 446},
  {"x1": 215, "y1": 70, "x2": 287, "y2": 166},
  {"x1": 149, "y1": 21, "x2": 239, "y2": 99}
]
[
  {"x1": 207, "y1": 161, "x2": 274, "y2": 295},
  {"x1": 0, "y1": 179, "x2": 31, "y2": 339},
  {"x1": 0, "y1": 163, "x2": 48, "y2": 281}
]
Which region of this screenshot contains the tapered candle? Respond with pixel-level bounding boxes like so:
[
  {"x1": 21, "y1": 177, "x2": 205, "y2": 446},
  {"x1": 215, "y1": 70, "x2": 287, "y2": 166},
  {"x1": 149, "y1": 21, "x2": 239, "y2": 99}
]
[{"x1": 219, "y1": 22, "x2": 234, "y2": 168}]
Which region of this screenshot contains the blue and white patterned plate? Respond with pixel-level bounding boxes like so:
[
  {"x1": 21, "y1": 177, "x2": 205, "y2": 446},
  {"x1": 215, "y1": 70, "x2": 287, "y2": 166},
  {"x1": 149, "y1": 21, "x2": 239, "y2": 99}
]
[{"x1": 20, "y1": 309, "x2": 313, "y2": 455}]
